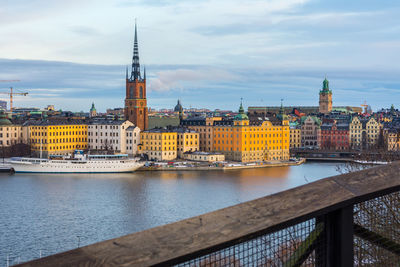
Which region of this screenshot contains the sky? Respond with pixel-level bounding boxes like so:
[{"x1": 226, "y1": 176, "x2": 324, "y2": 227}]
[{"x1": 1, "y1": 0, "x2": 400, "y2": 112}]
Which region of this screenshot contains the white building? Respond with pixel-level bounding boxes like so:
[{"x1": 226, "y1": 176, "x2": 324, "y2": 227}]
[
  {"x1": 88, "y1": 120, "x2": 133, "y2": 153},
  {"x1": 126, "y1": 126, "x2": 141, "y2": 156},
  {"x1": 183, "y1": 151, "x2": 225, "y2": 162}
]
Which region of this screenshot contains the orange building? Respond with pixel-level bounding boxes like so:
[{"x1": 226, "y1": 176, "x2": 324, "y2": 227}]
[
  {"x1": 124, "y1": 22, "x2": 148, "y2": 130},
  {"x1": 183, "y1": 103, "x2": 290, "y2": 162}
]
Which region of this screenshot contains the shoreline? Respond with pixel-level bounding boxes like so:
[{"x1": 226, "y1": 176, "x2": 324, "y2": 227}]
[{"x1": 138, "y1": 158, "x2": 306, "y2": 171}]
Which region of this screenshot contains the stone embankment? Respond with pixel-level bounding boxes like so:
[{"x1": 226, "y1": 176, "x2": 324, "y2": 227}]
[{"x1": 138, "y1": 158, "x2": 306, "y2": 171}]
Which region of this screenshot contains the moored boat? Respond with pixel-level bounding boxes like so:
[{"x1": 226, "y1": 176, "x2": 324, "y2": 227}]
[{"x1": 10, "y1": 152, "x2": 144, "y2": 173}]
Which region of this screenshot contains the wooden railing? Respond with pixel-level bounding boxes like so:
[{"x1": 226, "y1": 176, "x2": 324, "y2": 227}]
[{"x1": 16, "y1": 162, "x2": 400, "y2": 266}]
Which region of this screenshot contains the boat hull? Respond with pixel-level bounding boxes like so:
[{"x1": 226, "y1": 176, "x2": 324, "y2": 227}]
[{"x1": 10, "y1": 160, "x2": 144, "y2": 173}]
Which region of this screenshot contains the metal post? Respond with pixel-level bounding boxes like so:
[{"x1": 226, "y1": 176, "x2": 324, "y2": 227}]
[{"x1": 325, "y1": 205, "x2": 354, "y2": 267}]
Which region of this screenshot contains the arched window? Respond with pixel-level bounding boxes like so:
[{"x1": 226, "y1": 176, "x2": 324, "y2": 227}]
[
  {"x1": 130, "y1": 86, "x2": 134, "y2": 98},
  {"x1": 140, "y1": 86, "x2": 143, "y2": 98}
]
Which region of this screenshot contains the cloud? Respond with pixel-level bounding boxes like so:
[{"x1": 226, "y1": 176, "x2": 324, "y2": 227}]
[
  {"x1": 69, "y1": 26, "x2": 100, "y2": 36},
  {"x1": 148, "y1": 68, "x2": 238, "y2": 92}
]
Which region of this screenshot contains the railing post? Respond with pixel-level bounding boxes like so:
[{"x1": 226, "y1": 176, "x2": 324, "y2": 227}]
[{"x1": 325, "y1": 205, "x2": 354, "y2": 267}]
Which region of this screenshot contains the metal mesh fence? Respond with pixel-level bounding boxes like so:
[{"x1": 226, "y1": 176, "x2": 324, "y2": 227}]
[
  {"x1": 353, "y1": 191, "x2": 400, "y2": 267},
  {"x1": 176, "y1": 219, "x2": 325, "y2": 267}
]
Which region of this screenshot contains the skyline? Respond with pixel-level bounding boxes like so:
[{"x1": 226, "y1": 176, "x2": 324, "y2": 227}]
[{"x1": 1, "y1": 0, "x2": 400, "y2": 111}]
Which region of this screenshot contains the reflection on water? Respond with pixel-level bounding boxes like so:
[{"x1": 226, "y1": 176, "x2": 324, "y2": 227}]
[{"x1": 0, "y1": 162, "x2": 342, "y2": 265}]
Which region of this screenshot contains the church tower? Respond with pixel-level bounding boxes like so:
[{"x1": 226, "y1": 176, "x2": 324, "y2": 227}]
[
  {"x1": 124, "y1": 22, "x2": 148, "y2": 130},
  {"x1": 319, "y1": 77, "x2": 332, "y2": 114}
]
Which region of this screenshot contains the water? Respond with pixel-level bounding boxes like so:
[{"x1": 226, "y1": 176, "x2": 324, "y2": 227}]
[{"x1": 0, "y1": 162, "x2": 342, "y2": 265}]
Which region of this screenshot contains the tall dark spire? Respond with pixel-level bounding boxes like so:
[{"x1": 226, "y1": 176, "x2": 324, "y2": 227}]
[
  {"x1": 143, "y1": 65, "x2": 146, "y2": 80},
  {"x1": 126, "y1": 65, "x2": 128, "y2": 79},
  {"x1": 131, "y1": 20, "x2": 141, "y2": 81}
]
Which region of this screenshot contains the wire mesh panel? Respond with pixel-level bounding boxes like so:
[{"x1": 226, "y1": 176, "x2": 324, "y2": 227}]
[
  {"x1": 176, "y1": 219, "x2": 325, "y2": 267},
  {"x1": 354, "y1": 191, "x2": 400, "y2": 266}
]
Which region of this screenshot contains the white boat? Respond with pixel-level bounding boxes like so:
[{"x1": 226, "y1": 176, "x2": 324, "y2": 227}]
[{"x1": 10, "y1": 152, "x2": 144, "y2": 173}]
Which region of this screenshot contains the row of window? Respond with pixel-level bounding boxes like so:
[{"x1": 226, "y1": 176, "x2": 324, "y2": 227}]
[
  {"x1": 142, "y1": 135, "x2": 176, "y2": 140},
  {"x1": 33, "y1": 144, "x2": 87, "y2": 150},
  {"x1": 88, "y1": 132, "x2": 119, "y2": 137},
  {"x1": 31, "y1": 126, "x2": 86, "y2": 130},
  {"x1": 31, "y1": 138, "x2": 87, "y2": 144},
  {"x1": 215, "y1": 127, "x2": 287, "y2": 132},
  {"x1": 0, "y1": 127, "x2": 20, "y2": 131},
  {"x1": 215, "y1": 139, "x2": 287, "y2": 145},
  {"x1": 88, "y1": 139, "x2": 119, "y2": 144},
  {"x1": 32, "y1": 131, "x2": 85, "y2": 136},
  {"x1": 89, "y1": 125, "x2": 122, "y2": 129},
  {"x1": 215, "y1": 146, "x2": 287, "y2": 151}
]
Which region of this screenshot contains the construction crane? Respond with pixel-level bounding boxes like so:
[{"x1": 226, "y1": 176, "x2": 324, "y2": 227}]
[
  {"x1": 0, "y1": 80, "x2": 24, "y2": 113},
  {"x1": 0, "y1": 87, "x2": 28, "y2": 113}
]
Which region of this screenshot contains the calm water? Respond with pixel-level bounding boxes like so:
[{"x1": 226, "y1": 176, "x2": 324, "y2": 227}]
[{"x1": 0, "y1": 162, "x2": 342, "y2": 265}]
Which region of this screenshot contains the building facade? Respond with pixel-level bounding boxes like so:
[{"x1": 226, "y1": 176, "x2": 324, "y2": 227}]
[
  {"x1": 349, "y1": 117, "x2": 381, "y2": 150},
  {"x1": 319, "y1": 78, "x2": 332, "y2": 114},
  {"x1": 384, "y1": 129, "x2": 400, "y2": 151},
  {"x1": 301, "y1": 116, "x2": 321, "y2": 149},
  {"x1": 212, "y1": 103, "x2": 290, "y2": 162},
  {"x1": 0, "y1": 113, "x2": 24, "y2": 147},
  {"x1": 88, "y1": 120, "x2": 133, "y2": 153},
  {"x1": 183, "y1": 151, "x2": 225, "y2": 162},
  {"x1": 125, "y1": 126, "x2": 141, "y2": 156},
  {"x1": 289, "y1": 125, "x2": 301, "y2": 149},
  {"x1": 320, "y1": 121, "x2": 350, "y2": 151},
  {"x1": 183, "y1": 116, "x2": 222, "y2": 152},
  {"x1": 24, "y1": 120, "x2": 88, "y2": 157},
  {"x1": 139, "y1": 129, "x2": 177, "y2": 161},
  {"x1": 176, "y1": 129, "x2": 199, "y2": 158},
  {"x1": 124, "y1": 23, "x2": 148, "y2": 130}
]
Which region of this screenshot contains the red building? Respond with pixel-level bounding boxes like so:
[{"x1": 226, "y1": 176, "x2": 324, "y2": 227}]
[
  {"x1": 320, "y1": 120, "x2": 350, "y2": 151},
  {"x1": 124, "y1": 22, "x2": 148, "y2": 131}
]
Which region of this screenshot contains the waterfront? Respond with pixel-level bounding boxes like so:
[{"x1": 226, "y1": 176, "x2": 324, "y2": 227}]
[{"x1": 1, "y1": 162, "x2": 342, "y2": 265}]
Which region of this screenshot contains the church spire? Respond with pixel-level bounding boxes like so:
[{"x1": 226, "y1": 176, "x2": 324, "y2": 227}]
[
  {"x1": 131, "y1": 20, "x2": 141, "y2": 81},
  {"x1": 239, "y1": 98, "x2": 244, "y2": 114},
  {"x1": 126, "y1": 65, "x2": 128, "y2": 79},
  {"x1": 143, "y1": 65, "x2": 146, "y2": 80}
]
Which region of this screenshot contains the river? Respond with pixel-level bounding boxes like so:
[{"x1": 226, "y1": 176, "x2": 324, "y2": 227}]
[{"x1": 0, "y1": 162, "x2": 344, "y2": 266}]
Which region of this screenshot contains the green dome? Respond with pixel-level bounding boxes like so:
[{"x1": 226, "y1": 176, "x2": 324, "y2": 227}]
[
  {"x1": 234, "y1": 101, "x2": 249, "y2": 120},
  {"x1": 90, "y1": 102, "x2": 96, "y2": 112},
  {"x1": 0, "y1": 112, "x2": 11, "y2": 125},
  {"x1": 323, "y1": 78, "x2": 329, "y2": 90},
  {"x1": 320, "y1": 77, "x2": 331, "y2": 93}
]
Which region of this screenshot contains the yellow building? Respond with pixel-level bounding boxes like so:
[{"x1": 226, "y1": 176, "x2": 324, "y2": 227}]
[
  {"x1": 289, "y1": 126, "x2": 301, "y2": 148},
  {"x1": 212, "y1": 103, "x2": 290, "y2": 162},
  {"x1": 349, "y1": 117, "x2": 381, "y2": 150},
  {"x1": 24, "y1": 120, "x2": 88, "y2": 157},
  {"x1": 139, "y1": 129, "x2": 177, "y2": 161},
  {"x1": 176, "y1": 129, "x2": 199, "y2": 158},
  {"x1": 384, "y1": 129, "x2": 400, "y2": 151}
]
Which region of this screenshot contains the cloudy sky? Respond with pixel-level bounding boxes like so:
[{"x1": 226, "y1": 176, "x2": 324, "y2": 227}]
[{"x1": 1, "y1": 0, "x2": 400, "y2": 112}]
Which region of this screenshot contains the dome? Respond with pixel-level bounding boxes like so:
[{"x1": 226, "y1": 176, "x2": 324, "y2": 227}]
[
  {"x1": 320, "y1": 77, "x2": 331, "y2": 93},
  {"x1": 174, "y1": 100, "x2": 183, "y2": 112},
  {"x1": 234, "y1": 102, "x2": 249, "y2": 121},
  {"x1": 0, "y1": 111, "x2": 11, "y2": 125},
  {"x1": 90, "y1": 102, "x2": 96, "y2": 112}
]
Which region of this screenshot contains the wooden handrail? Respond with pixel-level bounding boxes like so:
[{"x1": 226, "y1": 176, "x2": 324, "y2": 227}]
[{"x1": 16, "y1": 162, "x2": 400, "y2": 267}]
